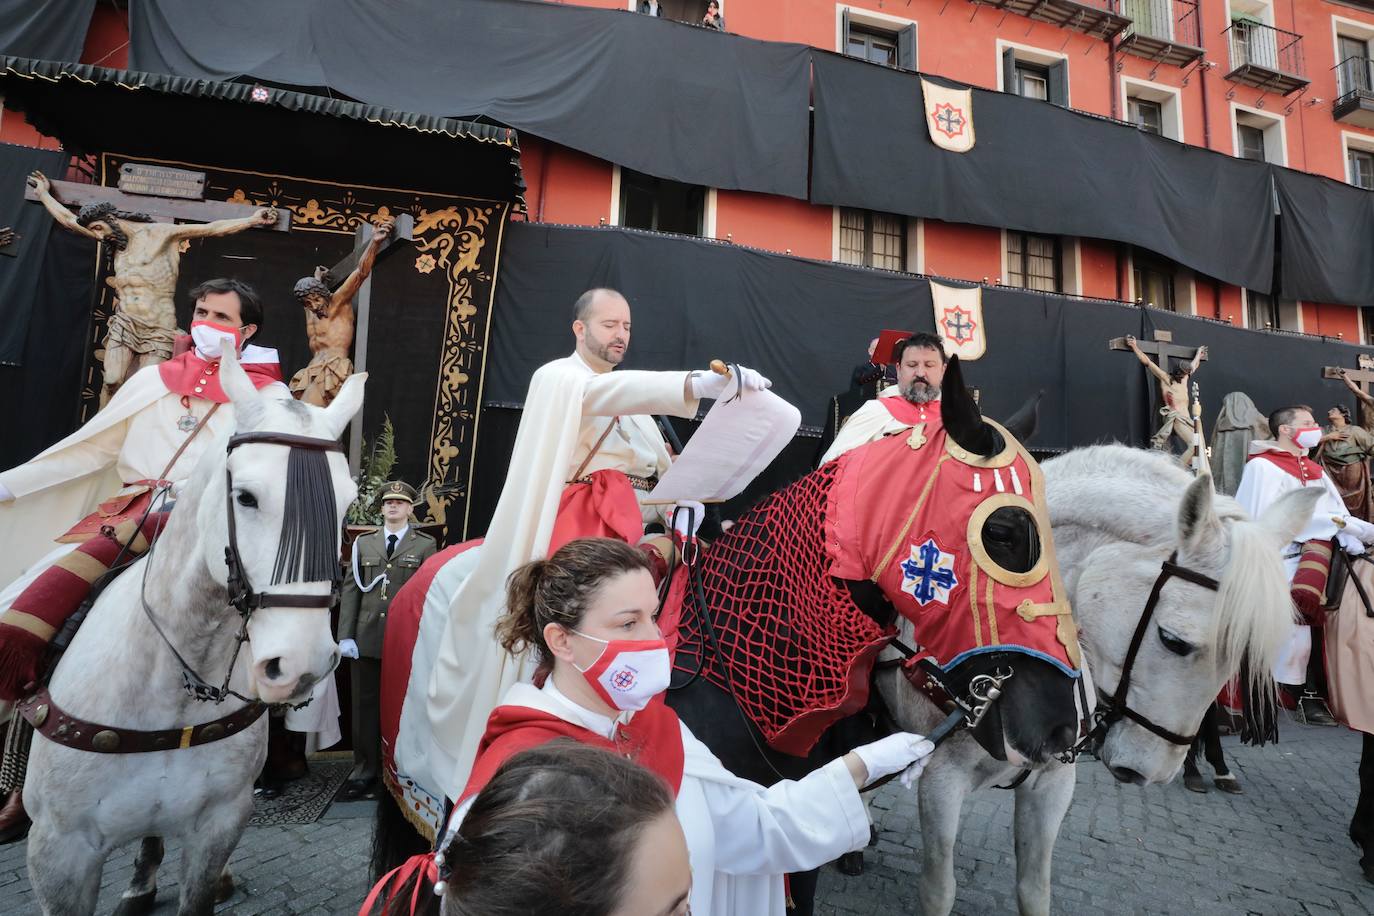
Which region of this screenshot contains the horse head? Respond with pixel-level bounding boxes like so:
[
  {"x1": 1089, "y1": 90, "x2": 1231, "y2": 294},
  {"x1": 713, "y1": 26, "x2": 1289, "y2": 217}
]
[
  {"x1": 194, "y1": 351, "x2": 366, "y2": 704},
  {"x1": 1047, "y1": 447, "x2": 1318, "y2": 784},
  {"x1": 865, "y1": 357, "x2": 1082, "y2": 765}
]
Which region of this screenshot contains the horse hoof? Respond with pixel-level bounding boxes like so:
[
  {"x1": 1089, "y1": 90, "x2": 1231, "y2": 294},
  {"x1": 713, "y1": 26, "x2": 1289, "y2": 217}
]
[
  {"x1": 836, "y1": 851, "x2": 865, "y2": 876},
  {"x1": 215, "y1": 872, "x2": 235, "y2": 904},
  {"x1": 1183, "y1": 772, "x2": 1206, "y2": 793},
  {"x1": 112, "y1": 890, "x2": 156, "y2": 916}
]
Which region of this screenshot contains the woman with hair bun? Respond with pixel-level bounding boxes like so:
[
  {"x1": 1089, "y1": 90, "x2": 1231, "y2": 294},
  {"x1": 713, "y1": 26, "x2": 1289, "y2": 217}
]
[{"x1": 440, "y1": 536, "x2": 935, "y2": 916}]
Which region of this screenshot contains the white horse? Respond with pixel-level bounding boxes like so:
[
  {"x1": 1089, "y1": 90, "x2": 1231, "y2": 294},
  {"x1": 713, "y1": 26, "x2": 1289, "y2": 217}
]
[
  {"x1": 21, "y1": 351, "x2": 365, "y2": 916},
  {"x1": 874, "y1": 444, "x2": 1319, "y2": 916}
]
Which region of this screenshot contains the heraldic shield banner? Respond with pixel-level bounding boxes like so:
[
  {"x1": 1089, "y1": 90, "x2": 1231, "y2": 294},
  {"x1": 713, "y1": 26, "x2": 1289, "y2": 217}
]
[
  {"x1": 921, "y1": 78, "x2": 975, "y2": 154},
  {"x1": 931, "y1": 279, "x2": 986, "y2": 360}
]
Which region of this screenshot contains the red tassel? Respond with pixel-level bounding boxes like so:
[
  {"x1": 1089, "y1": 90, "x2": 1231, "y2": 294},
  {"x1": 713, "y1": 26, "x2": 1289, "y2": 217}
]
[{"x1": 0, "y1": 626, "x2": 47, "y2": 702}]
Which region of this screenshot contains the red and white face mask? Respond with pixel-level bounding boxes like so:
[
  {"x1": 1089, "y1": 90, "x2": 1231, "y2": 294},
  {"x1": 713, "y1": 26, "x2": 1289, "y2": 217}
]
[
  {"x1": 571, "y1": 631, "x2": 672, "y2": 712},
  {"x1": 1293, "y1": 426, "x2": 1322, "y2": 450},
  {"x1": 190, "y1": 320, "x2": 243, "y2": 359}
]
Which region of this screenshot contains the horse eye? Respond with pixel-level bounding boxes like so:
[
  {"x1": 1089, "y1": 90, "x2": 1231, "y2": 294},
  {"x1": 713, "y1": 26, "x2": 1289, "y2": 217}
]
[
  {"x1": 1158, "y1": 628, "x2": 1193, "y2": 657},
  {"x1": 236, "y1": 491, "x2": 258, "y2": 509}
]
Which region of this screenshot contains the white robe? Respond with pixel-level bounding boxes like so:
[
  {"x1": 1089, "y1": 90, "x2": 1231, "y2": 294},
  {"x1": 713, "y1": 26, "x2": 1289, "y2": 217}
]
[
  {"x1": 425, "y1": 353, "x2": 700, "y2": 799},
  {"x1": 819, "y1": 387, "x2": 943, "y2": 465},
  {"x1": 1234, "y1": 443, "x2": 1370, "y2": 684},
  {"x1": 447, "y1": 680, "x2": 870, "y2": 916}
]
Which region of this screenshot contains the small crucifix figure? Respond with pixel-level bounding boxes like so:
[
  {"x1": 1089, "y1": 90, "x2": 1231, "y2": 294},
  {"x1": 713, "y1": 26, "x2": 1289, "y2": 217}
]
[
  {"x1": 1324, "y1": 355, "x2": 1374, "y2": 430},
  {"x1": 1110, "y1": 330, "x2": 1208, "y2": 456}
]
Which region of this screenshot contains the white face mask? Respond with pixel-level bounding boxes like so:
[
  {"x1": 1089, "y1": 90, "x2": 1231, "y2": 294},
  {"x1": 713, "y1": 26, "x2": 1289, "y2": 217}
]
[
  {"x1": 1294, "y1": 426, "x2": 1322, "y2": 450},
  {"x1": 190, "y1": 320, "x2": 243, "y2": 359},
  {"x1": 571, "y1": 631, "x2": 672, "y2": 712}
]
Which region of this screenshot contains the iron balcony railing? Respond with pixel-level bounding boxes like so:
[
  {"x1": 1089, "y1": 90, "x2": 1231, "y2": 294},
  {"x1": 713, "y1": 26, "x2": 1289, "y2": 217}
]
[
  {"x1": 1337, "y1": 55, "x2": 1374, "y2": 104},
  {"x1": 1224, "y1": 19, "x2": 1306, "y2": 78},
  {"x1": 1118, "y1": 0, "x2": 1202, "y2": 50}
]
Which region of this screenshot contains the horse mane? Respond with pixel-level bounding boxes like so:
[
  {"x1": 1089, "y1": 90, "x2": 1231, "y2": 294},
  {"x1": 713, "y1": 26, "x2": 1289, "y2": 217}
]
[
  {"x1": 1044, "y1": 444, "x2": 1290, "y2": 689},
  {"x1": 270, "y1": 445, "x2": 342, "y2": 586}
]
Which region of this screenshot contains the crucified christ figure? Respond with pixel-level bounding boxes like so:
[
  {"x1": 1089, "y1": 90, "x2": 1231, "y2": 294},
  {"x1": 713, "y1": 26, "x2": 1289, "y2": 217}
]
[
  {"x1": 288, "y1": 219, "x2": 394, "y2": 407},
  {"x1": 27, "y1": 171, "x2": 277, "y2": 404},
  {"x1": 1127, "y1": 334, "x2": 1207, "y2": 453}
]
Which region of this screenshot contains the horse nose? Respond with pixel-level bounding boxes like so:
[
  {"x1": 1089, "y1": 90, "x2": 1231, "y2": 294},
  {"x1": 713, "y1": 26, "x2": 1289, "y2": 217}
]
[
  {"x1": 1047, "y1": 723, "x2": 1078, "y2": 755},
  {"x1": 1109, "y1": 765, "x2": 1146, "y2": 785}
]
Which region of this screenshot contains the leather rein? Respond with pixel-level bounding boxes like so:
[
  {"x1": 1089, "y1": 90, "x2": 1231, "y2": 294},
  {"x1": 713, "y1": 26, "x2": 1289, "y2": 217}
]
[
  {"x1": 1070, "y1": 551, "x2": 1219, "y2": 755},
  {"x1": 21, "y1": 431, "x2": 344, "y2": 754}
]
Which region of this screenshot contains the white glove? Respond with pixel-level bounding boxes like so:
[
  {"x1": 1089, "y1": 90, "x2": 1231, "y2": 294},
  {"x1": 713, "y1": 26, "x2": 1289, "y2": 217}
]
[
  {"x1": 672, "y1": 500, "x2": 705, "y2": 539},
  {"x1": 0, "y1": 481, "x2": 13, "y2": 503},
  {"x1": 690, "y1": 365, "x2": 772, "y2": 400},
  {"x1": 1342, "y1": 515, "x2": 1374, "y2": 546},
  {"x1": 339, "y1": 638, "x2": 360, "y2": 660},
  {"x1": 851, "y1": 732, "x2": 935, "y2": 789}
]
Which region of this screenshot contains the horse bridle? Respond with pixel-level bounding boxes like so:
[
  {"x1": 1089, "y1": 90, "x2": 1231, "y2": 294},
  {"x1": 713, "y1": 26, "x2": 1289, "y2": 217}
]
[
  {"x1": 1073, "y1": 551, "x2": 1218, "y2": 754},
  {"x1": 140, "y1": 431, "x2": 344, "y2": 705}
]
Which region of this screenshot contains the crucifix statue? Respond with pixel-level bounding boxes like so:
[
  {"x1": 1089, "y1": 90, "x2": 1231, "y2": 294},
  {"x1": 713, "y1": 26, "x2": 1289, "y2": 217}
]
[
  {"x1": 1325, "y1": 354, "x2": 1374, "y2": 430},
  {"x1": 26, "y1": 171, "x2": 285, "y2": 404},
  {"x1": 288, "y1": 217, "x2": 404, "y2": 408},
  {"x1": 1110, "y1": 330, "x2": 1208, "y2": 456}
]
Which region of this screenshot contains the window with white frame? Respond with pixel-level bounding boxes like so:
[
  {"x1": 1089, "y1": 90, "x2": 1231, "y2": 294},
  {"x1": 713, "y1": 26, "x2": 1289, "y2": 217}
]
[
  {"x1": 618, "y1": 168, "x2": 706, "y2": 237},
  {"x1": 1233, "y1": 108, "x2": 1285, "y2": 164},
  {"x1": 840, "y1": 9, "x2": 916, "y2": 71},
  {"x1": 1132, "y1": 250, "x2": 1178, "y2": 311},
  {"x1": 1337, "y1": 33, "x2": 1373, "y2": 96},
  {"x1": 999, "y1": 45, "x2": 1068, "y2": 106},
  {"x1": 1005, "y1": 231, "x2": 1062, "y2": 292},
  {"x1": 1346, "y1": 134, "x2": 1374, "y2": 190},
  {"x1": 1123, "y1": 79, "x2": 1184, "y2": 141},
  {"x1": 1244, "y1": 290, "x2": 1300, "y2": 330},
  {"x1": 632, "y1": 0, "x2": 717, "y2": 25},
  {"x1": 839, "y1": 209, "x2": 907, "y2": 271}
]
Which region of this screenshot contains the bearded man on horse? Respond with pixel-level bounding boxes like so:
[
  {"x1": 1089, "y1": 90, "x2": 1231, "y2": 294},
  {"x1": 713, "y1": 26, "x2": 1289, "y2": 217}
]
[
  {"x1": 0, "y1": 277, "x2": 288, "y2": 844},
  {"x1": 390, "y1": 287, "x2": 772, "y2": 827},
  {"x1": 819, "y1": 331, "x2": 946, "y2": 465}
]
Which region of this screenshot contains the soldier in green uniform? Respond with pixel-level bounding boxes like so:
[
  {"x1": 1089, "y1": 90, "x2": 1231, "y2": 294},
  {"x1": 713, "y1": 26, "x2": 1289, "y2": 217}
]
[{"x1": 337, "y1": 480, "x2": 437, "y2": 800}]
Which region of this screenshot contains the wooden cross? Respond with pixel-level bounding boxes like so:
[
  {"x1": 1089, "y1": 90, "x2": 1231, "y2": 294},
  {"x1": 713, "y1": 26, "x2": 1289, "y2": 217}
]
[
  {"x1": 1107, "y1": 329, "x2": 1208, "y2": 372},
  {"x1": 1323, "y1": 355, "x2": 1374, "y2": 428},
  {"x1": 24, "y1": 179, "x2": 292, "y2": 231},
  {"x1": 327, "y1": 214, "x2": 414, "y2": 473}
]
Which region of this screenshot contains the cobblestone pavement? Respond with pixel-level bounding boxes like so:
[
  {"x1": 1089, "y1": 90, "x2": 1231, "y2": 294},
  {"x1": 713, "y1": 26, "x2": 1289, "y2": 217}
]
[{"x1": 1, "y1": 720, "x2": 1371, "y2": 914}]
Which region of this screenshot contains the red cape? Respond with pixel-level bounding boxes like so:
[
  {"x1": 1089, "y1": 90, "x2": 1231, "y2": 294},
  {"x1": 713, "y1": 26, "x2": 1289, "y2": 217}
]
[
  {"x1": 1248, "y1": 449, "x2": 1324, "y2": 484},
  {"x1": 458, "y1": 695, "x2": 685, "y2": 804},
  {"x1": 158, "y1": 350, "x2": 283, "y2": 403}
]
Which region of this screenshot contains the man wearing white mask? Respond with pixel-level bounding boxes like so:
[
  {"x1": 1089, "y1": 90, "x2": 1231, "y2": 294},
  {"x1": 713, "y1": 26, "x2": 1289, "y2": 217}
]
[
  {"x1": 0, "y1": 278, "x2": 288, "y2": 840},
  {"x1": 1235, "y1": 405, "x2": 1374, "y2": 709}
]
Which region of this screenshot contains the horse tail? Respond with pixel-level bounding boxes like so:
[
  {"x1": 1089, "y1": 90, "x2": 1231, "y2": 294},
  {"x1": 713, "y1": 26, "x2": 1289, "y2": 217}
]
[{"x1": 370, "y1": 788, "x2": 430, "y2": 884}]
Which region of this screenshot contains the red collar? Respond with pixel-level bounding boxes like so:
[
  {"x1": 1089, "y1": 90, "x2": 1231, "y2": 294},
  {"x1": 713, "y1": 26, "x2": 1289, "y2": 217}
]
[
  {"x1": 458, "y1": 696, "x2": 684, "y2": 804},
  {"x1": 157, "y1": 351, "x2": 282, "y2": 403},
  {"x1": 880, "y1": 396, "x2": 942, "y2": 428},
  {"x1": 1248, "y1": 449, "x2": 1324, "y2": 483}
]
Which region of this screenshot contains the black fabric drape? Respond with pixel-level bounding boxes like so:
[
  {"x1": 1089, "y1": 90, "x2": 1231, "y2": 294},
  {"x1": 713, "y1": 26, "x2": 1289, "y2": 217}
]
[
  {"x1": 128, "y1": 0, "x2": 811, "y2": 199},
  {"x1": 0, "y1": 229, "x2": 97, "y2": 468},
  {"x1": 489, "y1": 224, "x2": 1374, "y2": 453},
  {"x1": 0, "y1": 0, "x2": 95, "y2": 61},
  {"x1": 1274, "y1": 168, "x2": 1374, "y2": 305},
  {"x1": 810, "y1": 54, "x2": 1276, "y2": 292},
  {"x1": 0, "y1": 143, "x2": 69, "y2": 365}
]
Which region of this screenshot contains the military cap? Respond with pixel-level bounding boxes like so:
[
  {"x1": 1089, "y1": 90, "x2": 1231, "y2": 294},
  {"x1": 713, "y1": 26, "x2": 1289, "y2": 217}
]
[{"x1": 377, "y1": 480, "x2": 420, "y2": 505}]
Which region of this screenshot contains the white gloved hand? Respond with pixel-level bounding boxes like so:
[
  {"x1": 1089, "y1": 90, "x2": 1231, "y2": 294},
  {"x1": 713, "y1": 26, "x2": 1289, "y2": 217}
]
[
  {"x1": 339, "y1": 638, "x2": 360, "y2": 660},
  {"x1": 672, "y1": 500, "x2": 705, "y2": 539},
  {"x1": 690, "y1": 365, "x2": 772, "y2": 400},
  {"x1": 0, "y1": 481, "x2": 13, "y2": 503},
  {"x1": 1342, "y1": 515, "x2": 1374, "y2": 546},
  {"x1": 851, "y1": 732, "x2": 936, "y2": 789}
]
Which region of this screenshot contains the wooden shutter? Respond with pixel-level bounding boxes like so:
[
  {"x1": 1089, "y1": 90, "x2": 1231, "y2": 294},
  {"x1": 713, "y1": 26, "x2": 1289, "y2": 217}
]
[
  {"x1": 841, "y1": 8, "x2": 852, "y2": 56},
  {"x1": 1002, "y1": 48, "x2": 1019, "y2": 93},
  {"x1": 1048, "y1": 60, "x2": 1069, "y2": 106},
  {"x1": 897, "y1": 24, "x2": 917, "y2": 71}
]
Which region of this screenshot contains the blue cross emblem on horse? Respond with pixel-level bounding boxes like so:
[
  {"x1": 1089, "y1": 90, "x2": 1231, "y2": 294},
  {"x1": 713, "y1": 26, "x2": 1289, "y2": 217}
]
[{"x1": 899, "y1": 536, "x2": 959, "y2": 606}]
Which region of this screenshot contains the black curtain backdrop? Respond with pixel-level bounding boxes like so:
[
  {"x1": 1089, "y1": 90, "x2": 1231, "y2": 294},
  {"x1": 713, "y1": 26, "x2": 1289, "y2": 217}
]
[
  {"x1": 1274, "y1": 167, "x2": 1374, "y2": 305},
  {"x1": 0, "y1": 143, "x2": 69, "y2": 364},
  {"x1": 0, "y1": 0, "x2": 95, "y2": 61},
  {"x1": 488, "y1": 223, "x2": 1374, "y2": 455},
  {"x1": 810, "y1": 54, "x2": 1276, "y2": 293},
  {"x1": 0, "y1": 229, "x2": 97, "y2": 469},
  {"x1": 128, "y1": 0, "x2": 811, "y2": 200}
]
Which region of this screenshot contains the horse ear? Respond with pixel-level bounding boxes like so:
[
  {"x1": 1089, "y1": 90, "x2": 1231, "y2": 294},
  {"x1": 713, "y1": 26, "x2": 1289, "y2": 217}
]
[
  {"x1": 1176, "y1": 472, "x2": 1224, "y2": 551},
  {"x1": 1002, "y1": 390, "x2": 1042, "y2": 444},
  {"x1": 319, "y1": 372, "x2": 367, "y2": 439},
  {"x1": 219, "y1": 349, "x2": 264, "y2": 424},
  {"x1": 940, "y1": 355, "x2": 1001, "y2": 457},
  {"x1": 1256, "y1": 486, "x2": 1322, "y2": 545}
]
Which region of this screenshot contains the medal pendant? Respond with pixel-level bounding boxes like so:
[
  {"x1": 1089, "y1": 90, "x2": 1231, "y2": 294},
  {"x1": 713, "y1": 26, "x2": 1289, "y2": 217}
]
[
  {"x1": 907, "y1": 422, "x2": 928, "y2": 451},
  {"x1": 177, "y1": 413, "x2": 199, "y2": 433}
]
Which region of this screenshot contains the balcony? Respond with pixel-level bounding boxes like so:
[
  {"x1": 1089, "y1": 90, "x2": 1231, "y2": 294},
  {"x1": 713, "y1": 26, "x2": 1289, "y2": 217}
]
[
  {"x1": 1223, "y1": 20, "x2": 1309, "y2": 95},
  {"x1": 1334, "y1": 56, "x2": 1374, "y2": 128},
  {"x1": 971, "y1": 0, "x2": 1131, "y2": 41},
  {"x1": 1116, "y1": 0, "x2": 1204, "y2": 67}
]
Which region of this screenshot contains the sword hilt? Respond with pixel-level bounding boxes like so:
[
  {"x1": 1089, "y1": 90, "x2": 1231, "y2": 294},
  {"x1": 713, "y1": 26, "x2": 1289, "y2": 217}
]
[{"x1": 709, "y1": 359, "x2": 730, "y2": 376}]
